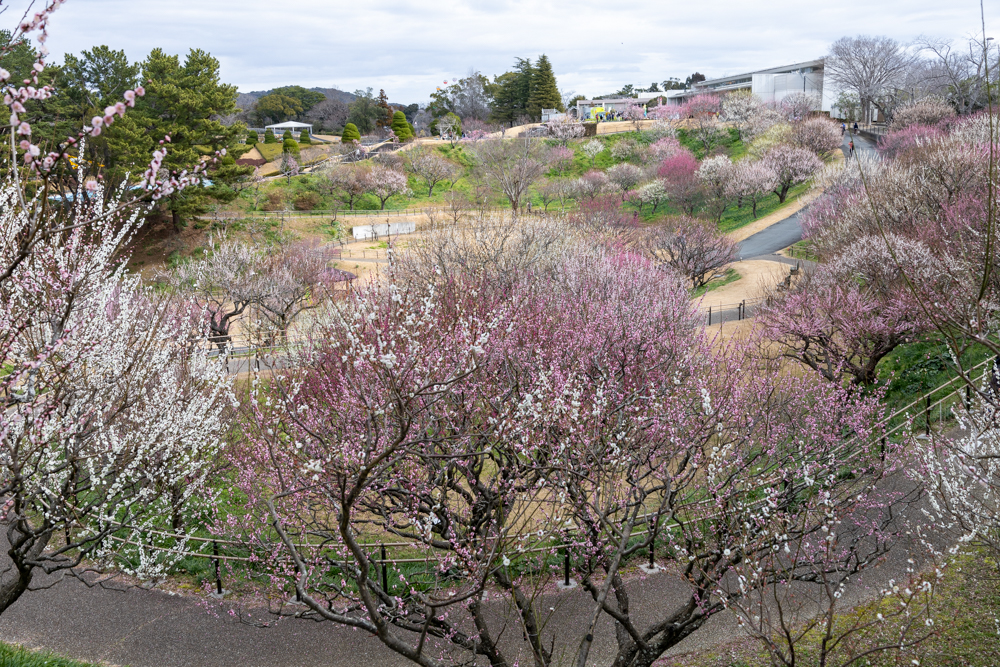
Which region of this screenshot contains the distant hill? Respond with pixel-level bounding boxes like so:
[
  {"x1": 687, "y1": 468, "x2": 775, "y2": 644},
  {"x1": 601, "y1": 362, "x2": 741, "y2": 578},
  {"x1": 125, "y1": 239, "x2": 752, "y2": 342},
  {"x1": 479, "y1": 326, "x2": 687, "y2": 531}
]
[
  {"x1": 237, "y1": 87, "x2": 412, "y2": 110},
  {"x1": 238, "y1": 87, "x2": 355, "y2": 107}
]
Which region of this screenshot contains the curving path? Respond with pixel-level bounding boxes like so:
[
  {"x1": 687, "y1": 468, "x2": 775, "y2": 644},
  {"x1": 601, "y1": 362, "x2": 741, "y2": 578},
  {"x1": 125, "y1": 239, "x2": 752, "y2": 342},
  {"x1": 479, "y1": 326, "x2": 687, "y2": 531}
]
[{"x1": 737, "y1": 132, "x2": 878, "y2": 260}]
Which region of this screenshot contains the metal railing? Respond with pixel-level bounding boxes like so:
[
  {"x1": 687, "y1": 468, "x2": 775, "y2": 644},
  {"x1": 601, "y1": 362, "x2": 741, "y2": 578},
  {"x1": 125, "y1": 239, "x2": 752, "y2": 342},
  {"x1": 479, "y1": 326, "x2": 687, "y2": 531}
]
[{"x1": 106, "y1": 354, "x2": 998, "y2": 593}]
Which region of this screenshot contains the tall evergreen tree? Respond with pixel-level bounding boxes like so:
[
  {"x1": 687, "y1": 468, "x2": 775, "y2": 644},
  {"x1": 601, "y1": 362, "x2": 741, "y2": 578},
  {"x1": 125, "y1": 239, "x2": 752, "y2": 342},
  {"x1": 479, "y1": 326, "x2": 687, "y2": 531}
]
[
  {"x1": 513, "y1": 58, "x2": 535, "y2": 116},
  {"x1": 528, "y1": 54, "x2": 562, "y2": 117},
  {"x1": 489, "y1": 58, "x2": 535, "y2": 124},
  {"x1": 487, "y1": 71, "x2": 520, "y2": 124},
  {"x1": 106, "y1": 48, "x2": 251, "y2": 230}
]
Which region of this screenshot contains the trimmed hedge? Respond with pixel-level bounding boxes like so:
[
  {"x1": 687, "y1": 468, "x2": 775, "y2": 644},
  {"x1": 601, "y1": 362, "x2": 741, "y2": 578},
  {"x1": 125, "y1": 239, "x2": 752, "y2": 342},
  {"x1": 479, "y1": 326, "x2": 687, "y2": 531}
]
[{"x1": 342, "y1": 123, "x2": 361, "y2": 142}]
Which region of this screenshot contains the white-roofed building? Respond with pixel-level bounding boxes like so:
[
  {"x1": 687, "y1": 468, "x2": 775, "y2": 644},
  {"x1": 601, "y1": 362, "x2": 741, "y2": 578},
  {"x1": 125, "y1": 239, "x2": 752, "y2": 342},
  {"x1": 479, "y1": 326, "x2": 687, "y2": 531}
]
[{"x1": 264, "y1": 120, "x2": 314, "y2": 136}]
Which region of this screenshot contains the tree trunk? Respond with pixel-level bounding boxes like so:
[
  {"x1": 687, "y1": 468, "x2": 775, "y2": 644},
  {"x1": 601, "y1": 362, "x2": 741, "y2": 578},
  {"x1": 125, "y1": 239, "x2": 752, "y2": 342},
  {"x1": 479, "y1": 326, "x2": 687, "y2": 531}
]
[
  {"x1": 0, "y1": 527, "x2": 51, "y2": 615},
  {"x1": 776, "y1": 183, "x2": 790, "y2": 203}
]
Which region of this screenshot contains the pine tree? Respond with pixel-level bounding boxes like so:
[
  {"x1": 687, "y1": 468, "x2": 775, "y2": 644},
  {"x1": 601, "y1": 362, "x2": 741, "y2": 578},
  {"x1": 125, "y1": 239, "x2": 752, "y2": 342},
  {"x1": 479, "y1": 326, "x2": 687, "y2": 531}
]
[
  {"x1": 528, "y1": 54, "x2": 562, "y2": 118},
  {"x1": 390, "y1": 110, "x2": 412, "y2": 142},
  {"x1": 264, "y1": 128, "x2": 277, "y2": 143},
  {"x1": 514, "y1": 58, "x2": 535, "y2": 118},
  {"x1": 105, "y1": 48, "x2": 252, "y2": 231},
  {"x1": 282, "y1": 129, "x2": 294, "y2": 143},
  {"x1": 299, "y1": 129, "x2": 310, "y2": 144}
]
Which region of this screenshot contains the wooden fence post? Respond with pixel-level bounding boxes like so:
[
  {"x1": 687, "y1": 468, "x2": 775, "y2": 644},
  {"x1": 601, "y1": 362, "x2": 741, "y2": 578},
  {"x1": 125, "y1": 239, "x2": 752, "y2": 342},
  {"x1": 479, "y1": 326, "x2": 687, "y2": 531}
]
[{"x1": 925, "y1": 395, "x2": 931, "y2": 436}]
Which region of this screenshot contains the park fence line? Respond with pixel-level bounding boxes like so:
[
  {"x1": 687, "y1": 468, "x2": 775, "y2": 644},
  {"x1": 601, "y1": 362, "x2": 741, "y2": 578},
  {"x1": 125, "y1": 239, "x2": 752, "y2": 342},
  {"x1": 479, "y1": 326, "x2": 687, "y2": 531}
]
[{"x1": 113, "y1": 348, "x2": 995, "y2": 594}]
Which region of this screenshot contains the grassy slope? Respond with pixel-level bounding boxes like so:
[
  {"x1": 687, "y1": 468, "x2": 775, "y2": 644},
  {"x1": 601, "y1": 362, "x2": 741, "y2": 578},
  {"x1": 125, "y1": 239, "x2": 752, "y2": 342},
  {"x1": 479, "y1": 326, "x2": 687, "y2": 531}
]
[
  {"x1": 0, "y1": 643, "x2": 106, "y2": 667},
  {"x1": 236, "y1": 128, "x2": 811, "y2": 233}
]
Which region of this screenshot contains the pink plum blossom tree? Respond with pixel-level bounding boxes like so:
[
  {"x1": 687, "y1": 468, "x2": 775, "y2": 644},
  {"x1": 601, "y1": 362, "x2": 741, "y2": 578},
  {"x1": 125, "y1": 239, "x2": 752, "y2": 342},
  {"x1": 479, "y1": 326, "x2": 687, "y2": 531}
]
[
  {"x1": 658, "y1": 149, "x2": 703, "y2": 215},
  {"x1": 791, "y1": 117, "x2": 843, "y2": 158},
  {"x1": 606, "y1": 162, "x2": 643, "y2": 200},
  {"x1": 648, "y1": 136, "x2": 682, "y2": 162},
  {"x1": 680, "y1": 94, "x2": 723, "y2": 153},
  {"x1": 231, "y1": 238, "x2": 905, "y2": 667},
  {"x1": 363, "y1": 165, "x2": 410, "y2": 209},
  {"x1": 574, "y1": 169, "x2": 610, "y2": 201}
]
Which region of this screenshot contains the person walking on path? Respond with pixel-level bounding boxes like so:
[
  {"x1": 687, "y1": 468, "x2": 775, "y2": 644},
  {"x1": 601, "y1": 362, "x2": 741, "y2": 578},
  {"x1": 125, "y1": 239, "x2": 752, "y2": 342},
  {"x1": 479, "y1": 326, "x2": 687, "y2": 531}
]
[
  {"x1": 849, "y1": 140, "x2": 855, "y2": 157},
  {"x1": 853, "y1": 121, "x2": 859, "y2": 133},
  {"x1": 841, "y1": 122, "x2": 846, "y2": 136}
]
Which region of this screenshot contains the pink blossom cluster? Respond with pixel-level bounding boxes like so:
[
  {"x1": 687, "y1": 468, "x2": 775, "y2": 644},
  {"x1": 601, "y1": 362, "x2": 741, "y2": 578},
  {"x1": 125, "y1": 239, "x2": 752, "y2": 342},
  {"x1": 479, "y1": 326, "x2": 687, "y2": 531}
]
[{"x1": 223, "y1": 225, "x2": 902, "y2": 665}]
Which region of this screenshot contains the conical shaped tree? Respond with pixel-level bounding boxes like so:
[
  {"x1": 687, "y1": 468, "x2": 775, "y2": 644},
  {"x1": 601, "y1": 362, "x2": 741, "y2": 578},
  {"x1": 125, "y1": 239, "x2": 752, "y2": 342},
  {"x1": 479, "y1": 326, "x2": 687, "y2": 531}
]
[
  {"x1": 528, "y1": 54, "x2": 562, "y2": 118},
  {"x1": 342, "y1": 123, "x2": 361, "y2": 142},
  {"x1": 390, "y1": 110, "x2": 412, "y2": 142}
]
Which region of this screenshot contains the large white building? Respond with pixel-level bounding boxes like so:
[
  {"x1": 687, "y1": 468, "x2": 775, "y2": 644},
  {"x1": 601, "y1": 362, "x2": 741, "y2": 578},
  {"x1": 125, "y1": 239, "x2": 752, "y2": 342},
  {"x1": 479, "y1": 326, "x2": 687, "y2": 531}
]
[{"x1": 587, "y1": 58, "x2": 844, "y2": 117}]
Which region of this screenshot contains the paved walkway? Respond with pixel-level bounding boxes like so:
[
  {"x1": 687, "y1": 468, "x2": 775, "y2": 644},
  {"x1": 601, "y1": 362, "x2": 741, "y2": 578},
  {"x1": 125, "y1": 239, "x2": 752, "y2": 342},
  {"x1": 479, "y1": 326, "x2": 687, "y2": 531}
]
[
  {"x1": 736, "y1": 132, "x2": 878, "y2": 261},
  {"x1": 0, "y1": 470, "x2": 935, "y2": 667}
]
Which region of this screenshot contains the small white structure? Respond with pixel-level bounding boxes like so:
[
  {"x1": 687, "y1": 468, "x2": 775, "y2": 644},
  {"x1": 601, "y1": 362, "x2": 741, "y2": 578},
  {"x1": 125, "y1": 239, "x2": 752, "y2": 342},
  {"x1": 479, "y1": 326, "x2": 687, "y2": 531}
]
[
  {"x1": 541, "y1": 108, "x2": 566, "y2": 122},
  {"x1": 352, "y1": 220, "x2": 416, "y2": 241},
  {"x1": 265, "y1": 120, "x2": 313, "y2": 137}
]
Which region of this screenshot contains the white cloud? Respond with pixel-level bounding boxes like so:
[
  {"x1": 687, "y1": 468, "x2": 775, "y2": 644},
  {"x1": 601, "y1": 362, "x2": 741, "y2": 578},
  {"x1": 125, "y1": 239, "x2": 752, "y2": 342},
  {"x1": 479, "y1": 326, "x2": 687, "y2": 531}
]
[{"x1": 32, "y1": 0, "x2": 1000, "y2": 103}]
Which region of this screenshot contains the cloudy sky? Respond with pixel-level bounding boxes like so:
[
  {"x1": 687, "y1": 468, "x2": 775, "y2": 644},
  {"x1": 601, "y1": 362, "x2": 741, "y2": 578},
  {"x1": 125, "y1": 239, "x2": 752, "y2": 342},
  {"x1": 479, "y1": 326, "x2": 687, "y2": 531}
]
[{"x1": 33, "y1": 0, "x2": 1000, "y2": 104}]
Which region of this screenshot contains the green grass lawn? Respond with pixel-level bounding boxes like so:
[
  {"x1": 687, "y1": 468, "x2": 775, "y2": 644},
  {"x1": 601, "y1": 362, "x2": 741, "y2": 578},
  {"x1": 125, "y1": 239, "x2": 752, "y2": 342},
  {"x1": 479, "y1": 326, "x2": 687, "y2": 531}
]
[
  {"x1": 691, "y1": 267, "x2": 740, "y2": 298},
  {"x1": 254, "y1": 142, "x2": 313, "y2": 163},
  {"x1": 716, "y1": 182, "x2": 810, "y2": 234},
  {"x1": 873, "y1": 336, "x2": 992, "y2": 430},
  {"x1": 0, "y1": 642, "x2": 106, "y2": 667}
]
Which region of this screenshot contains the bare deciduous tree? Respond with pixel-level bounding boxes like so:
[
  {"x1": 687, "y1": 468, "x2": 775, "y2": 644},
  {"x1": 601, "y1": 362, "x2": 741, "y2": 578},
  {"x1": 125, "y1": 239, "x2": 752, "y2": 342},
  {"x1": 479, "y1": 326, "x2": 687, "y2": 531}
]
[
  {"x1": 826, "y1": 35, "x2": 917, "y2": 124},
  {"x1": 468, "y1": 137, "x2": 550, "y2": 211},
  {"x1": 404, "y1": 146, "x2": 459, "y2": 196},
  {"x1": 915, "y1": 35, "x2": 1000, "y2": 115},
  {"x1": 640, "y1": 216, "x2": 737, "y2": 288}
]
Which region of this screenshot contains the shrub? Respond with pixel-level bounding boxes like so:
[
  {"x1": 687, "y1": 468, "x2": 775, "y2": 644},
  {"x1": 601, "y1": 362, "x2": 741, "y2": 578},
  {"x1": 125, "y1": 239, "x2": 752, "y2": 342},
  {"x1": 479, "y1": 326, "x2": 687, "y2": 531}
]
[
  {"x1": 282, "y1": 138, "x2": 300, "y2": 155},
  {"x1": 342, "y1": 123, "x2": 361, "y2": 142},
  {"x1": 246, "y1": 130, "x2": 259, "y2": 143},
  {"x1": 282, "y1": 129, "x2": 294, "y2": 143},
  {"x1": 294, "y1": 191, "x2": 320, "y2": 210},
  {"x1": 299, "y1": 129, "x2": 311, "y2": 144},
  {"x1": 262, "y1": 190, "x2": 285, "y2": 211},
  {"x1": 390, "y1": 111, "x2": 412, "y2": 142},
  {"x1": 264, "y1": 129, "x2": 277, "y2": 144}
]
